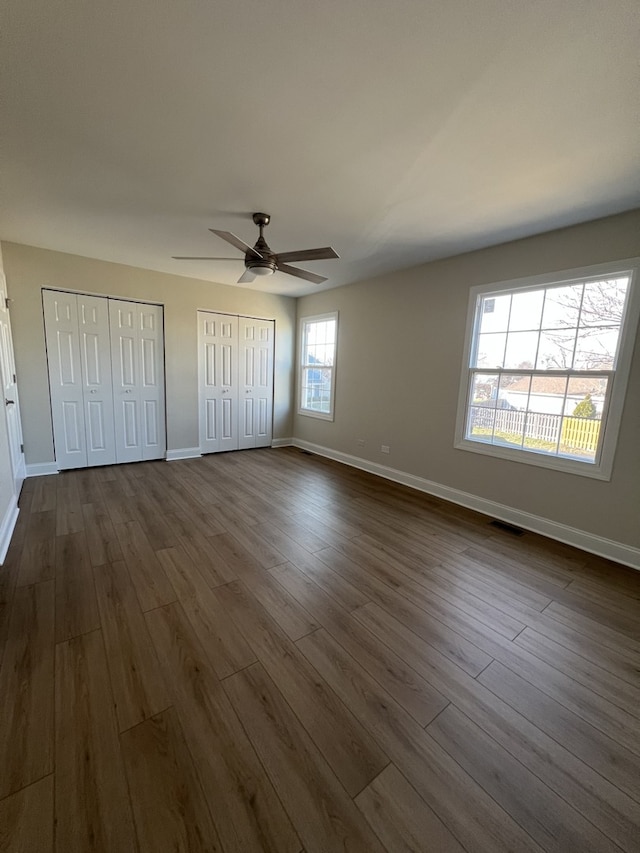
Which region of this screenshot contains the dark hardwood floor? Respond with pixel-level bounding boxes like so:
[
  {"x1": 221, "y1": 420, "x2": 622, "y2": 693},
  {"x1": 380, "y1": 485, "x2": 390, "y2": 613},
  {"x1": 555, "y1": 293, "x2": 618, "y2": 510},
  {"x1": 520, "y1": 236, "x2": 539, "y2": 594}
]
[{"x1": 1, "y1": 447, "x2": 639, "y2": 852}]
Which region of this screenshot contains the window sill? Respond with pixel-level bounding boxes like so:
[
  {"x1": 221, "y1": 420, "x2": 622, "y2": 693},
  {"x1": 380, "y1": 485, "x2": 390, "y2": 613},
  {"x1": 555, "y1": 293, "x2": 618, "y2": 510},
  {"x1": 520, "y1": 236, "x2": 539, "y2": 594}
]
[
  {"x1": 298, "y1": 409, "x2": 335, "y2": 422},
  {"x1": 454, "y1": 437, "x2": 613, "y2": 481}
]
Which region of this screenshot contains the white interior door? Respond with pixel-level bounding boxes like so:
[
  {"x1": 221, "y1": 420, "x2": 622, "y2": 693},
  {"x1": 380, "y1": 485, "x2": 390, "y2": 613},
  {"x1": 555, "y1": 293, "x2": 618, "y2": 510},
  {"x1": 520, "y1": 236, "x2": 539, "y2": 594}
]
[
  {"x1": 109, "y1": 300, "x2": 139, "y2": 463},
  {"x1": 138, "y1": 303, "x2": 165, "y2": 460},
  {"x1": 77, "y1": 294, "x2": 116, "y2": 466},
  {"x1": 43, "y1": 290, "x2": 88, "y2": 470},
  {"x1": 110, "y1": 299, "x2": 165, "y2": 463},
  {"x1": 238, "y1": 317, "x2": 274, "y2": 449},
  {"x1": 198, "y1": 312, "x2": 238, "y2": 454},
  {"x1": 0, "y1": 274, "x2": 25, "y2": 493}
]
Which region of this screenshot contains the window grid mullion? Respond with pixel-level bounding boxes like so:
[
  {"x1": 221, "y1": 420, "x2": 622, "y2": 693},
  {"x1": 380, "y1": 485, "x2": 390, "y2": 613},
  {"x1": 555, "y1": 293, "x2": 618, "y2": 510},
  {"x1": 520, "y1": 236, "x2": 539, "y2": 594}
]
[{"x1": 568, "y1": 283, "x2": 586, "y2": 369}]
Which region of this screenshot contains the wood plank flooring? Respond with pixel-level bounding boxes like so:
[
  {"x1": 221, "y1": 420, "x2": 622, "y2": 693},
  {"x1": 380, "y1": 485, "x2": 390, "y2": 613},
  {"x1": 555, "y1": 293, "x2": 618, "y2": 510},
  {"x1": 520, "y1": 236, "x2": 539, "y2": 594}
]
[{"x1": 1, "y1": 447, "x2": 639, "y2": 852}]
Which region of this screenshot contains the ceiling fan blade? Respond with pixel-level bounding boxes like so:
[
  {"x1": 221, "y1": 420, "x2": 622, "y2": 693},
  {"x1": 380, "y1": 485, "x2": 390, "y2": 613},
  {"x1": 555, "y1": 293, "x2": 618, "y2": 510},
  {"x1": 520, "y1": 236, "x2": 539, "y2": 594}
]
[
  {"x1": 209, "y1": 229, "x2": 262, "y2": 259},
  {"x1": 275, "y1": 247, "x2": 339, "y2": 264},
  {"x1": 277, "y1": 262, "x2": 327, "y2": 284},
  {"x1": 238, "y1": 268, "x2": 257, "y2": 283},
  {"x1": 172, "y1": 256, "x2": 241, "y2": 260}
]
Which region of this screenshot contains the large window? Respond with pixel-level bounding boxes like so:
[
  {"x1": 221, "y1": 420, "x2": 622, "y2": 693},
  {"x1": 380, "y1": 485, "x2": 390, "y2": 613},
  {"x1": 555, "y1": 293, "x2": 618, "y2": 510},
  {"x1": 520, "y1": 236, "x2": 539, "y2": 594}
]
[
  {"x1": 299, "y1": 312, "x2": 338, "y2": 420},
  {"x1": 455, "y1": 260, "x2": 640, "y2": 479}
]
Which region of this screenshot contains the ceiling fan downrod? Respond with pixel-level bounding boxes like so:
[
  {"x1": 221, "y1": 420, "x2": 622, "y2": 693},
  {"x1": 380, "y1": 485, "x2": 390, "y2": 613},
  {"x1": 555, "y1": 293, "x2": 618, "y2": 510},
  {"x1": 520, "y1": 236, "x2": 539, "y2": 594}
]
[{"x1": 248, "y1": 213, "x2": 276, "y2": 275}]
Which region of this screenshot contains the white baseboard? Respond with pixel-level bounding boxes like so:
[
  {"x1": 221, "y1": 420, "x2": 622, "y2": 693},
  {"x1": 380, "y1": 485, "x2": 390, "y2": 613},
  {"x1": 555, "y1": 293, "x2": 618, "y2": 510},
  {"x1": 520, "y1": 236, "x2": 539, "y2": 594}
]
[
  {"x1": 292, "y1": 439, "x2": 640, "y2": 571},
  {"x1": 271, "y1": 437, "x2": 294, "y2": 448},
  {"x1": 26, "y1": 462, "x2": 58, "y2": 477},
  {"x1": 166, "y1": 448, "x2": 202, "y2": 461},
  {"x1": 0, "y1": 496, "x2": 19, "y2": 564}
]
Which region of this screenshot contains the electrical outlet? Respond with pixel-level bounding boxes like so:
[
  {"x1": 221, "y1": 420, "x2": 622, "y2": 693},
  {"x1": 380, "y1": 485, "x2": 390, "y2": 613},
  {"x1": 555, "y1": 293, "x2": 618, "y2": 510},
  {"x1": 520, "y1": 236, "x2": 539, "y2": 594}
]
[
  {"x1": 381, "y1": 445, "x2": 390, "y2": 454},
  {"x1": 356, "y1": 438, "x2": 365, "y2": 447}
]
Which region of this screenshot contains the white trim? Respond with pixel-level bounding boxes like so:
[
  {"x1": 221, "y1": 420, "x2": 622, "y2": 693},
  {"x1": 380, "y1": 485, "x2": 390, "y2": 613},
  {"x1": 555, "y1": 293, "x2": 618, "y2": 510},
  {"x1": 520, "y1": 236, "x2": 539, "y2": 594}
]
[
  {"x1": 291, "y1": 438, "x2": 640, "y2": 571},
  {"x1": 271, "y1": 437, "x2": 294, "y2": 447},
  {"x1": 26, "y1": 462, "x2": 59, "y2": 477},
  {"x1": 454, "y1": 257, "x2": 640, "y2": 481},
  {"x1": 15, "y1": 456, "x2": 26, "y2": 485},
  {"x1": 166, "y1": 448, "x2": 202, "y2": 461},
  {"x1": 0, "y1": 496, "x2": 19, "y2": 564}
]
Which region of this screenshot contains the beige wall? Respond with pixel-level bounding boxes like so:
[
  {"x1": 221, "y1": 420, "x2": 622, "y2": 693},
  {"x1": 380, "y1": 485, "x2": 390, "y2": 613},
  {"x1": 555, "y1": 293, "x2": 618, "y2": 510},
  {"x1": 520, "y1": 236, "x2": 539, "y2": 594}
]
[
  {"x1": 1, "y1": 243, "x2": 297, "y2": 463},
  {"x1": 295, "y1": 209, "x2": 640, "y2": 550}
]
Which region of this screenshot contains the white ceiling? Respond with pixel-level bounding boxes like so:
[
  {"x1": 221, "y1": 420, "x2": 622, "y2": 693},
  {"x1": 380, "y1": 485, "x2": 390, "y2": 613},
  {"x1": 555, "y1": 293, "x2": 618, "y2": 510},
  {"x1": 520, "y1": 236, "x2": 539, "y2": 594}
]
[{"x1": 1, "y1": 0, "x2": 639, "y2": 297}]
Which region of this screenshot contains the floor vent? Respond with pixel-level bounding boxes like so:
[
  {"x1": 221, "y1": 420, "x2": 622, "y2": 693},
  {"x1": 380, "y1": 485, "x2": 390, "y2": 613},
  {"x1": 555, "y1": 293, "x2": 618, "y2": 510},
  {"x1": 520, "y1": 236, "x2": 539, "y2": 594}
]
[{"x1": 489, "y1": 519, "x2": 525, "y2": 536}]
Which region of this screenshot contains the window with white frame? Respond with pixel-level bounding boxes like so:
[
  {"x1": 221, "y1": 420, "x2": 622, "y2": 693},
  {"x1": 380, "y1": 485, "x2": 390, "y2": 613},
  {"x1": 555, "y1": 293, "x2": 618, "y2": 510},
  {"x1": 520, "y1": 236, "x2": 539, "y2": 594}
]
[
  {"x1": 455, "y1": 260, "x2": 640, "y2": 479},
  {"x1": 299, "y1": 312, "x2": 338, "y2": 420}
]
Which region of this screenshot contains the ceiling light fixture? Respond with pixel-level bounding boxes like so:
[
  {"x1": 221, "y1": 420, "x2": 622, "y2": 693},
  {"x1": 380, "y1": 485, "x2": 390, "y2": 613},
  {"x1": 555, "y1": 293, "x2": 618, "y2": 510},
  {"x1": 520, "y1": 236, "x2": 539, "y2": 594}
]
[{"x1": 250, "y1": 264, "x2": 275, "y2": 276}]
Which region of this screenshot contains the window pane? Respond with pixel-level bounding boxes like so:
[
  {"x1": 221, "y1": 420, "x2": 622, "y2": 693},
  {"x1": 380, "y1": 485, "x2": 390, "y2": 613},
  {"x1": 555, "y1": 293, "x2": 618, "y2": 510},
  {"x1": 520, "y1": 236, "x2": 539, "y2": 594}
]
[
  {"x1": 466, "y1": 405, "x2": 496, "y2": 442},
  {"x1": 469, "y1": 373, "x2": 499, "y2": 407},
  {"x1": 522, "y1": 410, "x2": 562, "y2": 453},
  {"x1": 508, "y1": 290, "x2": 544, "y2": 331},
  {"x1": 530, "y1": 375, "x2": 568, "y2": 415},
  {"x1": 478, "y1": 294, "x2": 511, "y2": 334},
  {"x1": 565, "y1": 377, "x2": 605, "y2": 418},
  {"x1": 466, "y1": 373, "x2": 500, "y2": 442},
  {"x1": 305, "y1": 343, "x2": 334, "y2": 366},
  {"x1": 558, "y1": 376, "x2": 607, "y2": 463},
  {"x1": 541, "y1": 284, "x2": 583, "y2": 329},
  {"x1": 475, "y1": 333, "x2": 506, "y2": 369},
  {"x1": 573, "y1": 326, "x2": 620, "y2": 370},
  {"x1": 536, "y1": 329, "x2": 576, "y2": 370},
  {"x1": 492, "y1": 408, "x2": 525, "y2": 449},
  {"x1": 498, "y1": 373, "x2": 529, "y2": 410},
  {"x1": 579, "y1": 278, "x2": 629, "y2": 327},
  {"x1": 503, "y1": 331, "x2": 539, "y2": 369},
  {"x1": 493, "y1": 375, "x2": 528, "y2": 448},
  {"x1": 301, "y1": 366, "x2": 332, "y2": 413}
]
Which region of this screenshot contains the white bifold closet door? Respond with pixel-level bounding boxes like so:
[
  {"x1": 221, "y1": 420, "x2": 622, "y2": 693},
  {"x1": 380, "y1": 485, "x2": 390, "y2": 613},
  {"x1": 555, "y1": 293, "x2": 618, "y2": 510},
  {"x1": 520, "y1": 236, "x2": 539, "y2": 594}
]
[
  {"x1": 44, "y1": 290, "x2": 117, "y2": 468},
  {"x1": 238, "y1": 316, "x2": 275, "y2": 450},
  {"x1": 109, "y1": 299, "x2": 165, "y2": 463},
  {"x1": 43, "y1": 290, "x2": 165, "y2": 469},
  {"x1": 198, "y1": 311, "x2": 274, "y2": 454}
]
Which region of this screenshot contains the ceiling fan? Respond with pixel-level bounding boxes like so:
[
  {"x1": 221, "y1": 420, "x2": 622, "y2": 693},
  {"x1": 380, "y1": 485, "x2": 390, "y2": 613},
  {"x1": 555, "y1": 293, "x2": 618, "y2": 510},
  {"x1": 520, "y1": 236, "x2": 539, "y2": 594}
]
[{"x1": 173, "y1": 212, "x2": 339, "y2": 284}]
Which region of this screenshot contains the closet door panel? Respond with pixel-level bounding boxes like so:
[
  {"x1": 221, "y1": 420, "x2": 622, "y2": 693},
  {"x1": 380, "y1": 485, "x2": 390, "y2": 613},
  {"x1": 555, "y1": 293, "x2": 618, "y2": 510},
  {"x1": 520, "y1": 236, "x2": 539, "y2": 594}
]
[
  {"x1": 222, "y1": 397, "x2": 234, "y2": 440},
  {"x1": 238, "y1": 317, "x2": 274, "y2": 449},
  {"x1": 43, "y1": 290, "x2": 88, "y2": 469},
  {"x1": 257, "y1": 397, "x2": 269, "y2": 439},
  {"x1": 138, "y1": 304, "x2": 165, "y2": 460},
  {"x1": 198, "y1": 312, "x2": 238, "y2": 454},
  {"x1": 109, "y1": 300, "x2": 142, "y2": 463},
  {"x1": 241, "y1": 398, "x2": 255, "y2": 443},
  {"x1": 61, "y1": 401, "x2": 84, "y2": 455},
  {"x1": 78, "y1": 295, "x2": 116, "y2": 466}
]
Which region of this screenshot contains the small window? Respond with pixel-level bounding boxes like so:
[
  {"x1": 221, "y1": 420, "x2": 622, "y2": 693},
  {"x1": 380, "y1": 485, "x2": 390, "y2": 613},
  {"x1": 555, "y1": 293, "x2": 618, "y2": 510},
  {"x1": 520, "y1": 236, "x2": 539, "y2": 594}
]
[
  {"x1": 299, "y1": 312, "x2": 338, "y2": 420},
  {"x1": 455, "y1": 260, "x2": 640, "y2": 479}
]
